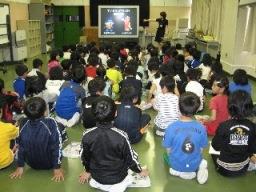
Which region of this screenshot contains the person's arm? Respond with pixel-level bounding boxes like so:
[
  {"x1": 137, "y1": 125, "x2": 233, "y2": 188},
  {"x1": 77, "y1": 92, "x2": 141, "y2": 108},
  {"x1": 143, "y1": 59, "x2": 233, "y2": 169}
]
[
  {"x1": 79, "y1": 135, "x2": 92, "y2": 184},
  {"x1": 143, "y1": 19, "x2": 157, "y2": 22},
  {"x1": 147, "y1": 83, "x2": 156, "y2": 103},
  {"x1": 50, "y1": 120, "x2": 64, "y2": 182}
]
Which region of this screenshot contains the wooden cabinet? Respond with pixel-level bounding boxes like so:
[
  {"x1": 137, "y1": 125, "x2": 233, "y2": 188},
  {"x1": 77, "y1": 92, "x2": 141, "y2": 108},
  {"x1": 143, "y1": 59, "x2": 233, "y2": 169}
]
[
  {"x1": 16, "y1": 20, "x2": 41, "y2": 58},
  {"x1": 85, "y1": 27, "x2": 99, "y2": 46}
]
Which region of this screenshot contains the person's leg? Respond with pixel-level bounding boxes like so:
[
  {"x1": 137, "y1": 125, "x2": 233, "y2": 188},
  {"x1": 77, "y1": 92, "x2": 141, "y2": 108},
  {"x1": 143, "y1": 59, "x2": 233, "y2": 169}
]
[
  {"x1": 57, "y1": 122, "x2": 68, "y2": 143},
  {"x1": 89, "y1": 174, "x2": 133, "y2": 192},
  {"x1": 169, "y1": 168, "x2": 196, "y2": 180},
  {"x1": 66, "y1": 112, "x2": 80, "y2": 127},
  {"x1": 55, "y1": 115, "x2": 68, "y2": 127},
  {"x1": 154, "y1": 125, "x2": 165, "y2": 136}
]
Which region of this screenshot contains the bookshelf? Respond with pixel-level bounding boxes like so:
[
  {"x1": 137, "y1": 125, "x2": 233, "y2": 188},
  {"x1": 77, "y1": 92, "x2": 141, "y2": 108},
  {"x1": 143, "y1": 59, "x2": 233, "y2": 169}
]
[
  {"x1": 29, "y1": 2, "x2": 55, "y2": 53},
  {"x1": 16, "y1": 20, "x2": 41, "y2": 58}
]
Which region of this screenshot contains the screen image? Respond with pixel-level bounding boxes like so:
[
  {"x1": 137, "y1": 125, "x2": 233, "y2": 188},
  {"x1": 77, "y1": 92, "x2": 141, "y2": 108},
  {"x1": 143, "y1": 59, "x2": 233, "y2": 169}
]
[{"x1": 98, "y1": 6, "x2": 139, "y2": 38}]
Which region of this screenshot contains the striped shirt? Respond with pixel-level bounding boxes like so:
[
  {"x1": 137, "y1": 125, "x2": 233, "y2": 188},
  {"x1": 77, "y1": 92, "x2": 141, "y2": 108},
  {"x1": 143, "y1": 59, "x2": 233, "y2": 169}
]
[{"x1": 153, "y1": 93, "x2": 180, "y2": 130}]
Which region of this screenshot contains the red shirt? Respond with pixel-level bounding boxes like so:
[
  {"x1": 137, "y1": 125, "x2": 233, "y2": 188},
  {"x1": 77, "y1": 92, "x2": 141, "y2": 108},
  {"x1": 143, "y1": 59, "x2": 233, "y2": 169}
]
[
  {"x1": 205, "y1": 95, "x2": 229, "y2": 135},
  {"x1": 85, "y1": 66, "x2": 97, "y2": 78}
]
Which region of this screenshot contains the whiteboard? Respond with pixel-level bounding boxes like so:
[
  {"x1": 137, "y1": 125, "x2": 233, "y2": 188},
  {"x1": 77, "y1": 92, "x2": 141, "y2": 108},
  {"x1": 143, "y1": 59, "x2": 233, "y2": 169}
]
[{"x1": 0, "y1": 5, "x2": 9, "y2": 24}]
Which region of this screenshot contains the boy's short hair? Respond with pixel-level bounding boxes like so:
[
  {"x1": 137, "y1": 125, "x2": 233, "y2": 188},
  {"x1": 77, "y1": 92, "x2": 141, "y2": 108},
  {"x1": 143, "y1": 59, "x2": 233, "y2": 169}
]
[
  {"x1": 72, "y1": 65, "x2": 86, "y2": 83},
  {"x1": 15, "y1": 64, "x2": 28, "y2": 76},
  {"x1": 173, "y1": 60, "x2": 184, "y2": 74},
  {"x1": 124, "y1": 64, "x2": 137, "y2": 76},
  {"x1": 107, "y1": 58, "x2": 116, "y2": 68},
  {"x1": 87, "y1": 54, "x2": 99, "y2": 66},
  {"x1": 186, "y1": 68, "x2": 202, "y2": 81},
  {"x1": 24, "y1": 97, "x2": 46, "y2": 120},
  {"x1": 160, "y1": 76, "x2": 175, "y2": 93},
  {"x1": 92, "y1": 96, "x2": 116, "y2": 123},
  {"x1": 176, "y1": 43, "x2": 182, "y2": 50},
  {"x1": 201, "y1": 53, "x2": 212, "y2": 67},
  {"x1": 33, "y1": 58, "x2": 43, "y2": 69},
  {"x1": 96, "y1": 66, "x2": 106, "y2": 77},
  {"x1": 49, "y1": 66, "x2": 63, "y2": 80},
  {"x1": 228, "y1": 90, "x2": 253, "y2": 119},
  {"x1": 0, "y1": 78, "x2": 4, "y2": 91},
  {"x1": 175, "y1": 54, "x2": 185, "y2": 63},
  {"x1": 88, "y1": 77, "x2": 106, "y2": 96},
  {"x1": 179, "y1": 92, "x2": 200, "y2": 117},
  {"x1": 120, "y1": 86, "x2": 138, "y2": 103},
  {"x1": 233, "y1": 69, "x2": 248, "y2": 85},
  {"x1": 61, "y1": 59, "x2": 71, "y2": 70}
]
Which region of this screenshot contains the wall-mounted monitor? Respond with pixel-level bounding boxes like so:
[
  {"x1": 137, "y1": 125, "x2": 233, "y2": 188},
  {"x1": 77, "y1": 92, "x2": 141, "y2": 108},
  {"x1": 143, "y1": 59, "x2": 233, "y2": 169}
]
[{"x1": 98, "y1": 5, "x2": 139, "y2": 38}]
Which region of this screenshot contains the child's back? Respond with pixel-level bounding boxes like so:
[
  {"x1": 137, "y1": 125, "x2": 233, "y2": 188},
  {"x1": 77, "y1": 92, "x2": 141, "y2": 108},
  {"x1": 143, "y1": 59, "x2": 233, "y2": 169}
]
[{"x1": 0, "y1": 121, "x2": 19, "y2": 169}]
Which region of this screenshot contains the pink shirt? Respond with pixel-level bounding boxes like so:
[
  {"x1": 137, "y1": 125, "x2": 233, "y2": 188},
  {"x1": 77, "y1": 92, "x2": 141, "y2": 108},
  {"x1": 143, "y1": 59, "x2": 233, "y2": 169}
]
[
  {"x1": 48, "y1": 60, "x2": 61, "y2": 73},
  {"x1": 205, "y1": 95, "x2": 229, "y2": 135}
]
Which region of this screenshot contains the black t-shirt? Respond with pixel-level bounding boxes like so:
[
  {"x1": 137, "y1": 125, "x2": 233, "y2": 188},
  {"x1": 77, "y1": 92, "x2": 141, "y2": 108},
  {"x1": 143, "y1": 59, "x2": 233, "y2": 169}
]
[
  {"x1": 212, "y1": 118, "x2": 256, "y2": 163},
  {"x1": 156, "y1": 18, "x2": 168, "y2": 30}
]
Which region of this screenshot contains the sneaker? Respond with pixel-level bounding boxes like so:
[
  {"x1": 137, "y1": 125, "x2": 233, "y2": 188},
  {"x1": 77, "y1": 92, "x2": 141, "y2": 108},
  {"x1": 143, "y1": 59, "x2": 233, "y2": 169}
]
[
  {"x1": 156, "y1": 130, "x2": 165, "y2": 137},
  {"x1": 197, "y1": 159, "x2": 208, "y2": 184},
  {"x1": 248, "y1": 162, "x2": 256, "y2": 171}
]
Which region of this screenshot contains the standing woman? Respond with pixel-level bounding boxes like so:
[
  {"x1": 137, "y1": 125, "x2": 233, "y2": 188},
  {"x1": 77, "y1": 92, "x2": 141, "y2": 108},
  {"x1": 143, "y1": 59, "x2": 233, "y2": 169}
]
[{"x1": 144, "y1": 12, "x2": 169, "y2": 45}]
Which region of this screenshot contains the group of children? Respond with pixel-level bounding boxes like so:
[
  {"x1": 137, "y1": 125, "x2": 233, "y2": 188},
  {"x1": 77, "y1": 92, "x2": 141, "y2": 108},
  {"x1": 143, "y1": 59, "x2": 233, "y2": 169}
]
[{"x1": 0, "y1": 40, "x2": 256, "y2": 191}]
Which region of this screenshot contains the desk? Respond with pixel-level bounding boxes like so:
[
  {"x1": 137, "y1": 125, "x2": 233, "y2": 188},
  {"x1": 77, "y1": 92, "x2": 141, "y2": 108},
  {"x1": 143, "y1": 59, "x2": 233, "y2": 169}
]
[{"x1": 186, "y1": 36, "x2": 220, "y2": 58}]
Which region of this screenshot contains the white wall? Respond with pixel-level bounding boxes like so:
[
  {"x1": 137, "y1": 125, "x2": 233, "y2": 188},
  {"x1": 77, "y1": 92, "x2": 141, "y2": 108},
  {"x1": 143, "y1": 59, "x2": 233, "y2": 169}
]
[
  {"x1": 220, "y1": 0, "x2": 239, "y2": 74},
  {"x1": 239, "y1": 0, "x2": 256, "y2": 5},
  {"x1": 51, "y1": 0, "x2": 89, "y2": 6}
]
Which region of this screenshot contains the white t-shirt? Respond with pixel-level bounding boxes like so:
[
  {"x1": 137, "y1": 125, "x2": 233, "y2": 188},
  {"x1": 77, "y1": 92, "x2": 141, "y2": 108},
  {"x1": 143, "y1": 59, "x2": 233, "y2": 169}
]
[
  {"x1": 98, "y1": 53, "x2": 109, "y2": 68},
  {"x1": 185, "y1": 80, "x2": 204, "y2": 111},
  {"x1": 199, "y1": 64, "x2": 211, "y2": 80},
  {"x1": 45, "y1": 80, "x2": 65, "y2": 102},
  {"x1": 153, "y1": 92, "x2": 180, "y2": 130}
]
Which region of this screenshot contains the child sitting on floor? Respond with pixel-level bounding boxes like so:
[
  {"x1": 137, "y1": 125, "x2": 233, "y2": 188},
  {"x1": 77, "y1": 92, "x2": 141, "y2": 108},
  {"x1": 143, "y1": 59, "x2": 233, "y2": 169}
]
[
  {"x1": 211, "y1": 90, "x2": 256, "y2": 176},
  {"x1": 153, "y1": 75, "x2": 180, "y2": 136},
  {"x1": 55, "y1": 65, "x2": 86, "y2": 127},
  {"x1": 13, "y1": 64, "x2": 28, "y2": 100},
  {"x1": 10, "y1": 97, "x2": 65, "y2": 182},
  {"x1": 79, "y1": 96, "x2": 149, "y2": 191},
  {"x1": 201, "y1": 74, "x2": 229, "y2": 135},
  {"x1": 114, "y1": 86, "x2": 151, "y2": 144},
  {"x1": 162, "y1": 92, "x2": 208, "y2": 184}
]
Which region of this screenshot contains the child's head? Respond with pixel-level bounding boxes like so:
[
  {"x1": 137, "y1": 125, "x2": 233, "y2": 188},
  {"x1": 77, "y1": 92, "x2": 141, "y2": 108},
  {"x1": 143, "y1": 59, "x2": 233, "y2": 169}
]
[
  {"x1": 120, "y1": 86, "x2": 138, "y2": 104},
  {"x1": 96, "y1": 66, "x2": 106, "y2": 78},
  {"x1": 173, "y1": 60, "x2": 184, "y2": 74},
  {"x1": 159, "y1": 63, "x2": 174, "y2": 77},
  {"x1": 160, "y1": 11, "x2": 167, "y2": 19},
  {"x1": 24, "y1": 97, "x2": 46, "y2": 120},
  {"x1": 175, "y1": 54, "x2": 185, "y2": 63},
  {"x1": 107, "y1": 58, "x2": 116, "y2": 68},
  {"x1": 160, "y1": 75, "x2": 175, "y2": 93},
  {"x1": 124, "y1": 63, "x2": 137, "y2": 77},
  {"x1": 88, "y1": 77, "x2": 106, "y2": 96},
  {"x1": 228, "y1": 90, "x2": 253, "y2": 119},
  {"x1": 148, "y1": 57, "x2": 160, "y2": 72},
  {"x1": 61, "y1": 59, "x2": 71, "y2": 70},
  {"x1": 72, "y1": 65, "x2": 86, "y2": 83},
  {"x1": 49, "y1": 50, "x2": 60, "y2": 61},
  {"x1": 211, "y1": 61, "x2": 223, "y2": 73},
  {"x1": 186, "y1": 68, "x2": 202, "y2": 81},
  {"x1": 233, "y1": 69, "x2": 248, "y2": 85},
  {"x1": 87, "y1": 54, "x2": 99, "y2": 67},
  {"x1": 33, "y1": 58, "x2": 43, "y2": 69},
  {"x1": 201, "y1": 53, "x2": 212, "y2": 67},
  {"x1": 110, "y1": 51, "x2": 119, "y2": 61},
  {"x1": 176, "y1": 43, "x2": 182, "y2": 50},
  {"x1": 15, "y1": 64, "x2": 28, "y2": 77},
  {"x1": 49, "y1": 66, "x2": 63, "y2": 80},
  {"x1": 92, "y1": 96, "x2": 116, "y2": 123},
  {"x1": 179, "y1": 92, "x2": 200, "y2": 117},
  {"x1": 212, "y1": 74, "x2": 229, "y2": 95}
]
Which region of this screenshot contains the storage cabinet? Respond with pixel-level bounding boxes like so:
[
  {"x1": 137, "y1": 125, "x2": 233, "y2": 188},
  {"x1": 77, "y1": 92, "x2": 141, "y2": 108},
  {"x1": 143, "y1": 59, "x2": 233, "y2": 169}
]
[{"x1": 16, "y1": 20, "x2": 41, "y2": 58}]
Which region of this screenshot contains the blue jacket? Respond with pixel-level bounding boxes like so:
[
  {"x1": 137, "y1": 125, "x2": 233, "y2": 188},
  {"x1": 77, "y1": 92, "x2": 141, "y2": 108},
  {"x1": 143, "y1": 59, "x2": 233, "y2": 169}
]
[
  {"x1": 13, "y1": 77, "x2": 25, "y2": 99},
  {"x1": 17, "y1": 117, "x2": 62, "y2": 169}
]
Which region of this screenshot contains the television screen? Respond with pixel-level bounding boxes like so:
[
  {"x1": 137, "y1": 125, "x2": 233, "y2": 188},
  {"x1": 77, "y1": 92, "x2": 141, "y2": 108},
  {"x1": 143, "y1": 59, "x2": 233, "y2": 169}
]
[{"x1": 98, "y1": 6, "x2": 139, "y2": 38}]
